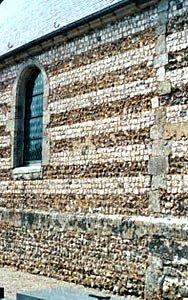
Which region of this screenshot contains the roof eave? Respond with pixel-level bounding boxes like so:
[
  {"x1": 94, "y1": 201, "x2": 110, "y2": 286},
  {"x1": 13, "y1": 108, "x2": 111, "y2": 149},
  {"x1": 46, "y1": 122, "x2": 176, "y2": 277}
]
[{"x1": 0, "y1": 0, "x2": 158, "y2": 63}]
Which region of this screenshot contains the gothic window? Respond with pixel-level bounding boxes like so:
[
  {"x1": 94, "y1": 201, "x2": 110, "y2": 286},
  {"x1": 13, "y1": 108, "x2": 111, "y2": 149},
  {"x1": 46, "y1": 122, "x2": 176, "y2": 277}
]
[{"x1": 14, "y1": 67, "x2": 44, "y2": 168}]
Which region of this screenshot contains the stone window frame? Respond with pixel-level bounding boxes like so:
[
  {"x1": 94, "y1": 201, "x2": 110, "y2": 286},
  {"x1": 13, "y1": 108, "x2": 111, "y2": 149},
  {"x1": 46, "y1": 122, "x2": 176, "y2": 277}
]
[{"x1": 11, "y1": 59, "x2": 50, "y2": 179}]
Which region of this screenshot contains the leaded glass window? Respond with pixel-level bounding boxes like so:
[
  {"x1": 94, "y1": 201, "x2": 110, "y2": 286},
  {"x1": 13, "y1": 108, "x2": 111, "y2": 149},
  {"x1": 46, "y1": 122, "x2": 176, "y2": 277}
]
[{"x1": 23, "y1": 70, "x2": 43, "y2": 165}]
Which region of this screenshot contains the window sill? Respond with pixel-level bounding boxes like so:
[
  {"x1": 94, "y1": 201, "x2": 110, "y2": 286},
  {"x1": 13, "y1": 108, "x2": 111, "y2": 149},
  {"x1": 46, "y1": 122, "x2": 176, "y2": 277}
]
[{"x1": 12, "y1": 165, "x2": 42, "y2": 179}]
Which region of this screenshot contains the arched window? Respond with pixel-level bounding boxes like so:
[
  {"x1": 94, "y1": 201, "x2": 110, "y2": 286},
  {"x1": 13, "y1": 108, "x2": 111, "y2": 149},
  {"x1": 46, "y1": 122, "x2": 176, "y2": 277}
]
[
  {"x1": 24, "y1": 70, "x2": 43, "y2": 165},
  {"x1": 13, "y1": 66, "x2": 44, "y2": 168}
]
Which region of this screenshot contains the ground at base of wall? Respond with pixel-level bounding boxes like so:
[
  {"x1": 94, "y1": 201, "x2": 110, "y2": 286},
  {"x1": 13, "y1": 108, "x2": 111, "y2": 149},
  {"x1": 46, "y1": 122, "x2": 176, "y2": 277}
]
[
  {"x1": 0, "y1": 267, "x2": 60, "y2": 299},
  {"x1": 0, "y1": 267, "x2": 130, "y2": 300}
]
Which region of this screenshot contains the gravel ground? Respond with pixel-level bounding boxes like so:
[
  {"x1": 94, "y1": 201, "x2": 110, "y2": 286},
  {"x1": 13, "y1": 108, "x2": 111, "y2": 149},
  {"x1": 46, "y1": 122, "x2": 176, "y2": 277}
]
[
  {"x1": 0, "y1": 267, "x2": 62, "y2": 299},
  {"x1": 0, "y1": 267, "x2": 130, "y2": 300}
]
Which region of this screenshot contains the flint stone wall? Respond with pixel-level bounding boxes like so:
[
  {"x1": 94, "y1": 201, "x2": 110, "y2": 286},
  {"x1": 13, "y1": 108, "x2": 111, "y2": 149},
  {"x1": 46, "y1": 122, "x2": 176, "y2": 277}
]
[{"x1": 0, "y1": 0, "x2": 188, "y2": 299}]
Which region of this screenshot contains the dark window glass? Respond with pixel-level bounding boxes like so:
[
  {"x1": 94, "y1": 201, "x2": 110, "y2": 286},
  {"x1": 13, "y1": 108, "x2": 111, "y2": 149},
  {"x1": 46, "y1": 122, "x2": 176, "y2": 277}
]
[{"x1": 24, "y1": 71, "x2": 43, "y2": 164}]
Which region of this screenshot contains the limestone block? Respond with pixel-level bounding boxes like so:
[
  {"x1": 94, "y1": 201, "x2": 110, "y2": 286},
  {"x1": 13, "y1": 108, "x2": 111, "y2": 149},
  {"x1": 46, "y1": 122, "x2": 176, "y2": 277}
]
[
  {"x1": 151, "y1": 140, "x2": 171, "y2": 156},
  {"x1": 150, "y1": 125, "x2": 164, "y2": 140},
  {"x1": 151, "y1": 96, "x2": 159, "y2": 109},
  {"x1": 155, "y1": 35, "x2": 166, "y2": 55},
  {"x1": 145, "y1": 255, "x2": 163, "y2": 300},
  {"x1": 157, "y1": 80, "x2": 171, "y2": 95},
  {"x1": 148, "y1": 156, "x2": 168, "y2": 175},
  {"x1": 149, "y1": 190, "x2": 160, "y2": 213},
  {"x1": 154, "y1": 53, "x2": 168, "y2": 68},
  {"x1": 164, "y1": 122, "x2": 188, "y2": 140},
  {"x1": 151, "y1": 175, "x2": 166, "y2": 189},
  {"x1": 155, "y1": 108, "x2": 166, "y2": 124},
  {"x1": 158, "y1": 0, "x2": 169, "y2": 13}
]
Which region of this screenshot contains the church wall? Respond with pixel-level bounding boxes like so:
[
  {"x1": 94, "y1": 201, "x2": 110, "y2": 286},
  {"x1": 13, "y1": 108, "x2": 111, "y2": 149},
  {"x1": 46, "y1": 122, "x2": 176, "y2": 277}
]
[{"x1": 0, "y1": 0, "x2": 188, "y2": 299}]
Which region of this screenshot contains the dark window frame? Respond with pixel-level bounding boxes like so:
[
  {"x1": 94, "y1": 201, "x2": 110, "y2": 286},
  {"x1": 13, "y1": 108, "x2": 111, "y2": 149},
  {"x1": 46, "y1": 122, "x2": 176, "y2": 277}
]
[{"x1": 13, "y1": 66, "x2": 44, "y2": 168}]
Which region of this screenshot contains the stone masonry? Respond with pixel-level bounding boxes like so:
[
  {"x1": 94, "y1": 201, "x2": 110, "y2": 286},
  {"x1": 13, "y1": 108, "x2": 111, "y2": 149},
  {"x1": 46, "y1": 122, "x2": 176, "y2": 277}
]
[{"x1": 0, "y1": 0, "x2": 188, "y2": 299}]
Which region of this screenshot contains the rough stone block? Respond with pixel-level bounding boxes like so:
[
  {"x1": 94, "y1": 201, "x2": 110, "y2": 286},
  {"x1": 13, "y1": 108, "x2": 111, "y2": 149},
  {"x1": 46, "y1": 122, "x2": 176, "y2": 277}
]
[
  {"x1": 145, "y1": 255, "x2": 163, "y2": 300},
  {"x1": 156, "y1": 66, "x2": 166, "y2": 82},
  {"x1": 149, "y1": 190, "x2": 160, "y2": 213},
  {"x1": 148, "y1": 156, "x2": 168, "y2": 175},
  {"x1": 155, "y1": 108, "x2": 166, "y2": 123},
  {"x1": 155, "y1": 35, "x2": 166, "y2": 55},
  {"x1": 158, "y1": 0, "x2": 169, "y2": 12},
  {"x1": 158, "y1": 11, "x2": 168, "y2": 26},
  {"x1": 150, "y1": 125, "x2": 164, "y2": 140},
  {"x1": 151, "y1": 96, "x2": 159, "y2": 109},
  {"x1": 155, "y1": 24, "x2": 166, "y2": 36},
  {"x1": 157, "y1": 80, "x2": 171, "y2": 95},
  {"x1": 151, "y1": 175, "x2": 166, "y2": 189},
  {"x1": 154, "y1": 53, "x2": 168, "y2": 68},
  {"x1": 179, "y1": 285, "x2": 188, "y2": 297},
  {"x1": 164, "y1": 122, "x2": 188, "y2": 140},
  {"x1": 151, "y1": 140, "x2": 171, "y2": 156}
]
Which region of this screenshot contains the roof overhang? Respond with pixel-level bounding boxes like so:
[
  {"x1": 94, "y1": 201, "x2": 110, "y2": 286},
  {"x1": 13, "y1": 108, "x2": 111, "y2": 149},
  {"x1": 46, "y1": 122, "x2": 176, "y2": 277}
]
[{"x1": 0, "y1": 0, "x2": 159, "y2": 66}]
